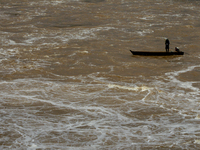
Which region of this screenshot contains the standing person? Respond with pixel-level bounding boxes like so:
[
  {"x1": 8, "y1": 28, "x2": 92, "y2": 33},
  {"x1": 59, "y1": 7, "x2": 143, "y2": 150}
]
[{"x1": 165, "y1": 38, "x2": 170, "y2": 52}]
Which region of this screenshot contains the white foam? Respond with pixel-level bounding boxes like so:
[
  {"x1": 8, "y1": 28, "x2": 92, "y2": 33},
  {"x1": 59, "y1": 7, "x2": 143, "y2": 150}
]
[
  {"x1": 140, "y1": 15, "x2": 155, "y2": 20},
  {"x1": 165, "y1": 65, "x2": 200, "y2": 77},
  {"x1": 195, "y1": 114, "x2": 200, "y2": 120},
  {"x1": 107, "y1": 84, "x2": 152, "y2": 92},
  {"x1": 164, "y1": 65, "x2": 200, "y2": 92},
  {"x1": 194, "y1": 140, "x2": 200, "y2": 144},
  {"x1": 79, "y1": 51, "x2": 89, "y2": 54},
  {"x1": 25, "y1": 36, "x2": 46, "y2": 44},
  {"x1": 22, "y1": 27, "x2": 115, "y2": 46},
  {"x1": 0, "y1": 75, "x2": 199, "y2": 149},
  {"x1": 28, "y1": 143, "x2": 38, "y2": 150},
  {"x1": 136, "y1": 29, "x2": 154, "y2": 36}
]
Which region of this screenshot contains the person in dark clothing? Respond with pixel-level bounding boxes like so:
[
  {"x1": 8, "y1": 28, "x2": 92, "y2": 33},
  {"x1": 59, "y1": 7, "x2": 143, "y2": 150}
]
[{"x1": 165, "y1": 39, "x2": 170, "y2": 52}]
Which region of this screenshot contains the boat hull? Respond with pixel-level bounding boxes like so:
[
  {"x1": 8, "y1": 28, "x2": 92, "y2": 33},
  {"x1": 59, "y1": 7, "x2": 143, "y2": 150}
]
[{"x1": 130, "y1": 50, "x2": 184, "y2": 56}]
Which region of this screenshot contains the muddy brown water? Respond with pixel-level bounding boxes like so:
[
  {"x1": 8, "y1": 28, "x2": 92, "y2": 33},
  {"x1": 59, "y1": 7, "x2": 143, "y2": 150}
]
[{"x1": 1, "y1": 0, "x2": 200, "y2": 149}]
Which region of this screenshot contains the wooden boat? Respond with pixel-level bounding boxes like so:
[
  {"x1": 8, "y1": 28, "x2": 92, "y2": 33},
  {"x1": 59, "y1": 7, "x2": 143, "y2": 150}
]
[{"x1": 130, "y1": 50, "x2": 184, "y2": 56}]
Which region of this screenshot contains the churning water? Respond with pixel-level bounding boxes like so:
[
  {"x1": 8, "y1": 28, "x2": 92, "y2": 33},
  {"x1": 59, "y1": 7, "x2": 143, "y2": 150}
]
[{"x1": 1, "y1": 0, "x2": 200, "y2": 149}]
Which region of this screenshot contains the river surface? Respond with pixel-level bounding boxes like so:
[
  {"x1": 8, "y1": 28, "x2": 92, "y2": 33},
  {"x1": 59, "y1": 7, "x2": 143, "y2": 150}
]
[{"x1": 1, "y1": 0, "x2": 200, "y2": 149}]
